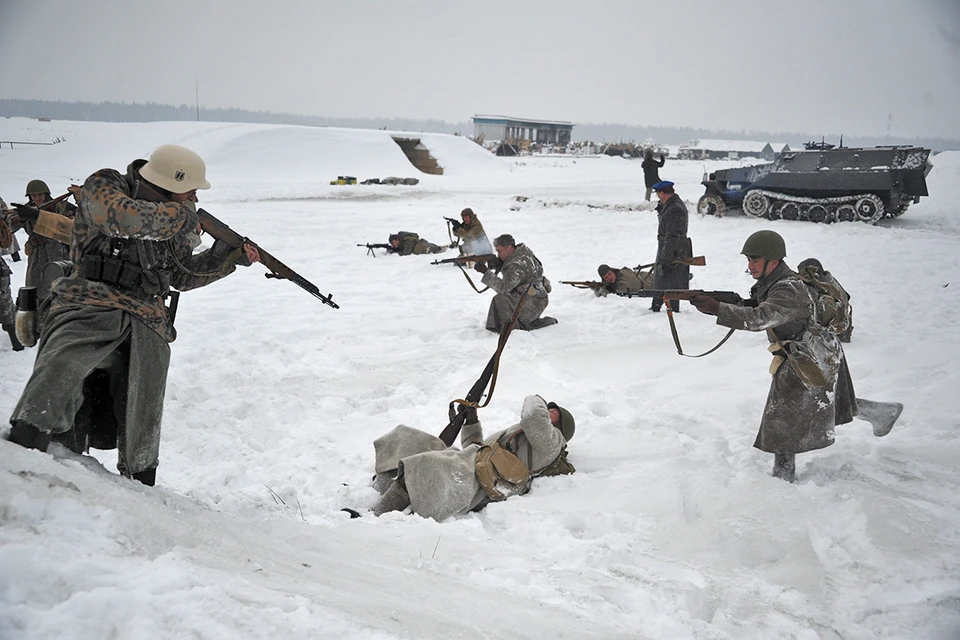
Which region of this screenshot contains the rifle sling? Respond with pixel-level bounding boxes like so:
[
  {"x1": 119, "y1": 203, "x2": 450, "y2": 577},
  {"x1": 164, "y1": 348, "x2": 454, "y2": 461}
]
[
  {"x1": 664, "y1": 298, "x2": 736, "y2": 358},
  {"x1": 457, "y1": 263, "x2": 490, "y2": 294},
  {"x1": 440, "y1": 287, "x2": 530, "y2": 444}
]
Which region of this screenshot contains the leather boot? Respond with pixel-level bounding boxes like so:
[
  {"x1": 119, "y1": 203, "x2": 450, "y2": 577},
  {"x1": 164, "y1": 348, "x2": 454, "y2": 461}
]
[
  {"x1": 131, "y1": 468, "x2": 157, "y2": 487},
  {"x1": 373, "y1": 481, "x2": 411, "y2": 516},
  {"x1": 3, "y1": 323, "x2": 23, "y2": 351},
  {"x1": 8, "y1": 421, "x2": 51, "y2": 452},
  {"x1": 772, "y1": 453, "x2": 796, "y2": 483}
]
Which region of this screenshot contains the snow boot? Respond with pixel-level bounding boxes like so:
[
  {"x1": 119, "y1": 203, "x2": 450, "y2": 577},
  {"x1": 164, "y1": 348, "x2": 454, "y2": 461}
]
[
  {"x1": 772, "y1": 453, "x2": 796, "y2": 483},
  {"x1": 373, "y1": 481, "x2": 411, "y2": 516},
  {"x1": 856, "y1": 398, "x2": 903, "y2": 437}
]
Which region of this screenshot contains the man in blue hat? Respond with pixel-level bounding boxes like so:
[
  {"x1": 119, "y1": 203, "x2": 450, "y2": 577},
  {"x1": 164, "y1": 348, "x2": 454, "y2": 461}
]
[{"x1": 650, "y1": 180, "x2": 691, "y2": 312}]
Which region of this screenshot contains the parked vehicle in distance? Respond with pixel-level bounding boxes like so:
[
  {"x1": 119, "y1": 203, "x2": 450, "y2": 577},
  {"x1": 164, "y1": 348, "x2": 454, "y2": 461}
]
[{"x1": 698, "y1": 145, "x2": 933, "y2": 224}]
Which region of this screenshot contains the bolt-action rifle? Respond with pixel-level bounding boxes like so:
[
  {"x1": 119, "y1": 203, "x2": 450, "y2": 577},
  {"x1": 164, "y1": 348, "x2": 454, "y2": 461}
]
[
  {"x1": 635, "y1": 256, "x2": 707, "y2": 271},
  {"x1": 438, "y1": 287, "x2": 529, "y2": 446},
  {"x1": 357, "y1": 242, "x2": 392, "y2": 257},
  {"x1": 197, "y1": 208, "x2": 339, "y2": 309},
  {"x1": 430, "y1": 253, "x2": 497, "y2": 266},
  {"x1": 615, "y1": 289, "x2": 745, "y2": 305},
  {"x1": 6, "y1": 191, "x2": 74, "y2": 225},
  {"x1": 560, "y1": 280, "x2": 607, "y2": 290}
]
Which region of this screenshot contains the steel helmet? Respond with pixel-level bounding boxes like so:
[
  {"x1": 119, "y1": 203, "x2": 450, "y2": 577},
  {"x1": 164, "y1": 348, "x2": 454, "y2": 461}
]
[
  {"x1": 139, "y1": 144, "x2": 211, "y2": 193},
  {"x1": 741, "y1": 230, "x2": 786, "y2": 260},
  {"x1": 25, "y1": 179, "x2": 51, "y2": 196},
  {"x1": 548, "y1": 402, "x2": 576, "y2": 442}
]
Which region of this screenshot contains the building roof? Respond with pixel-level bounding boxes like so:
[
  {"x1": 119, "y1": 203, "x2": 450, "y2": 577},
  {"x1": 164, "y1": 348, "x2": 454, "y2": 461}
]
[
  {"x1": 472, "y1": 114, "x2": 573, "y2": 128},
  {"x1": 679, "y1": 139, "x2": 773, "y2": 153}
]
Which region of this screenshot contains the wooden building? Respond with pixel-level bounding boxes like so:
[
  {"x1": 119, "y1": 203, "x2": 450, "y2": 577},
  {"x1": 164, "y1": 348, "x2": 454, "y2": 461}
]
[{"x1": 472, "y1": 115, "x2": 574, "y2": 146}]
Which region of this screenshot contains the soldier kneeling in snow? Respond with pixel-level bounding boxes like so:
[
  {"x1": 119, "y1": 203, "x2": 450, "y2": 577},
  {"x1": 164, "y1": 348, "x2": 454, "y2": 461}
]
[{"x1": 370, "y1": 395, "x2": 576, "y2": 521}]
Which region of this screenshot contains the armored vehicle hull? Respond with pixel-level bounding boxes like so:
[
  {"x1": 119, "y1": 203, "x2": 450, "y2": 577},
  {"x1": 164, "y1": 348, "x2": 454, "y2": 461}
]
[{"x1": 697, "y1": 146, "x2": 932, "y2": 224}]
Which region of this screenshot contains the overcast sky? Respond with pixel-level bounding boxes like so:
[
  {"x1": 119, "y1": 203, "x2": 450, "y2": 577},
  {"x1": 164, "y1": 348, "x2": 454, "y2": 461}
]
[{"x1": 2, "y1": 0, "x2": 959, "y2": 138}]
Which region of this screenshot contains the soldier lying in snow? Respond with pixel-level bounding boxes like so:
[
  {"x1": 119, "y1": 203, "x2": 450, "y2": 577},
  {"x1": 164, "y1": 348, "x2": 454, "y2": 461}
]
[
  {"x1": 388, "y1": 231, "x2": 446, "y2": 256},
  {"x1": 370, "y1": 395, "x2": 576, "y2": 521}
]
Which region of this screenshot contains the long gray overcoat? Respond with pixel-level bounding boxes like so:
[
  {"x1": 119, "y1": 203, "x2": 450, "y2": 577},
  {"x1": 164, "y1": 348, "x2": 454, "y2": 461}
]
[
  {"x1": 481, "y1": 243, "x2": 551, "y2": 331},
  {"x1": 653, "y1": 194, "x2": 690, "y2": 304},
  {"x1": 715, "y1": 262, "x2": 857, "y2": 454},
  {"x1": 373, "y1": 395, "x2": 567, "y2": 521}
]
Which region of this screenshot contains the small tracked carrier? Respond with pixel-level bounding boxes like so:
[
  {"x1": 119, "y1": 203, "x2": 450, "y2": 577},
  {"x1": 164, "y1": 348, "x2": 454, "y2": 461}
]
[{"x1": 697, "y1": 146, "x2": 933, "y2": 224}]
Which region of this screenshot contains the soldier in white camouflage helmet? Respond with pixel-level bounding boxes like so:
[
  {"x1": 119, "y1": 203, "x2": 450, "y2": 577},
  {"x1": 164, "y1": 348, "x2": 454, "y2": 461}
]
[{"x1": 7, "y1": 144, "x2": 260, "y2": 487}]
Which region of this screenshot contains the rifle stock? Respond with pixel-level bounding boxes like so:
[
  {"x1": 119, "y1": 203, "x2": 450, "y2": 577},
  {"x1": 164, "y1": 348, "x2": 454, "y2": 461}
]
[
  {"x1": 616, "y1": 289, "x2": 745, "y2": 305},
  {"x1": 431, "y1": 253, "x2": 496, "y2": 266},
  {"x1": 197, "y1": 208, "x2": 339, "y2": 309},
  {"x1": 438, "y1": 351, "x2": 497, "y2": 447}
]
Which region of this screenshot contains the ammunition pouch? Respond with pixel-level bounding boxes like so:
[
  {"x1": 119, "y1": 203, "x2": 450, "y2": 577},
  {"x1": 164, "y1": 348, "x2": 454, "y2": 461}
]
[
  {"x1": 81, "y1": 254, "x2": 166, "y2": 298},
  {"x1": 767, "y1": 328, "x2": 838, "y2": 390},
  {"x1": 475, "y1": 442, "x2": 531, "y2": 501},
  {"x1": 534, "y1": 447, "x2": 576, "y2": 477}
]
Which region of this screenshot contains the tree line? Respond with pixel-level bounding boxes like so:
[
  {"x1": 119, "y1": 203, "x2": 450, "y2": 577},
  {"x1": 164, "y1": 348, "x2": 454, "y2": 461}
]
[{"x1": 1, "y1": 99, "x2": 956, "y2": 151}]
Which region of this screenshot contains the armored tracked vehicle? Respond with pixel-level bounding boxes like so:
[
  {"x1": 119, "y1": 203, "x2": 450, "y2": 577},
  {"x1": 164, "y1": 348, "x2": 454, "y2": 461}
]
[{"x1": 697, "y1": 146, "x2": 933, "y2": 224}]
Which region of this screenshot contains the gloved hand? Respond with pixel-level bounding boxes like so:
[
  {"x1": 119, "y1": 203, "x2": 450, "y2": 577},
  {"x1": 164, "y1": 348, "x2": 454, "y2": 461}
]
[
  {"x1": 12, "y1": 203, "x2": 39, "y2": 224},
  {"x1": 451, "y1": 221, "x2": 462, "y2": 231},
  {"x1": 474, "y1": 261, "x2": 488, "y2": 273},
  {"x1": 691, "y1": 294, "x2": 720, "y2": 315},
  {"x1": 488, "y1": 257, "x2": 503, "y2": 271},
  {"x1": 465, "y1": 406, "x2": 478, "y2": 424},
  {"x1": 660, "y1": 154, "x2": 665, "y2": 162},
  {"x1": 654, "y1": 262, "x2": 665, "y2": 277}
]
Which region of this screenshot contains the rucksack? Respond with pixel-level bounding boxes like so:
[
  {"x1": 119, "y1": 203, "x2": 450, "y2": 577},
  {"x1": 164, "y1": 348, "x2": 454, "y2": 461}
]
[{"x1": 796, "y1": 266, "x2": 851, "y2": 339}]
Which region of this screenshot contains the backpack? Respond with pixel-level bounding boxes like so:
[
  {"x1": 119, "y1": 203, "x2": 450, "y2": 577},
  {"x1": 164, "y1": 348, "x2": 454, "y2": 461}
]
[{"x1": 796, "y1": 266, "x2": 851, "y2": 339}]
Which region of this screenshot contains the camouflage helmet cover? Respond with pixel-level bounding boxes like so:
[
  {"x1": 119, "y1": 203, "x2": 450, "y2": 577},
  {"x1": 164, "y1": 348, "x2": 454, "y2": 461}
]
[
  {"x1": 25, "y1": 179, "x2": 51, "y2": 196},
  {"x1": 741, "y1": 230, "x2": 786, "y2": 260}
]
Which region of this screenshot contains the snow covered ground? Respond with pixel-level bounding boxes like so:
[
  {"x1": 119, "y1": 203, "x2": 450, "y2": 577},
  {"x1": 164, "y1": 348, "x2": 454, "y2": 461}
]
[{"x1": 1, "y1": 117, "x2": 958, "y2": 640}]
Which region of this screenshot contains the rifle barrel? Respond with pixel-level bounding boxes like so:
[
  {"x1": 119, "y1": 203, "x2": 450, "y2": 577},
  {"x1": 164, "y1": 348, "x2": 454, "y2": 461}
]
[
  {"x1": 616, "y1": 289, "x2": 743, "y2": 304},
  {"x1": 197, "y1": 207, "x2": 339, "y2": 309}
]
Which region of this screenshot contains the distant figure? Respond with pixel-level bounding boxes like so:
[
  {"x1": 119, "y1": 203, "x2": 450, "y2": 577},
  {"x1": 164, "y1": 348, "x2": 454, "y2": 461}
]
[
  {"x1": 650, "y1": 181, "x2": 692, "y2": 312},
  {"x1": 595, "y1": 264, "x2": 652, "y2": 297},
  {"x1": 11, "y1": 179, "x2": 77, "y2": 302},
  {"x1": 641, "y1": 149, "x2": 666, "y2": 202},
  {"x1": 797, "y1": 258, "x2": 853, "y2": 342},
  {"x1": 474, "y1": 234, "x2": 556, "y2": 332},
  {"x1": 388, "y1": 231, "x2": 446, "y2": 256},
  {"x1": 451, "y1": 208, "x2": 493, "y2": 256},
  {"x1": 370, "y1": 395, "x2": 576, "y2": 520},
  {"x1": 0, "y1": 196, "x2": 23, "y2": 350}
]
